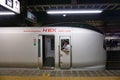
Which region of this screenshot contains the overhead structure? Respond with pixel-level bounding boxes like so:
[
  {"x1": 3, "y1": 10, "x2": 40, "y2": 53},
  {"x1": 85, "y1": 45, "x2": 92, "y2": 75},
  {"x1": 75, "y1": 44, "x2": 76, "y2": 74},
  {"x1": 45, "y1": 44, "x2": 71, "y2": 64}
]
[
  {"x1": 26, "y1": 3, "x2": 120, "y2": 33},
  {"x1": 0, "y1": 0, "x2": 20, "y2": 14},
  {"x1": 27, "y1": 3, "x2": 120, "y2": 12}
]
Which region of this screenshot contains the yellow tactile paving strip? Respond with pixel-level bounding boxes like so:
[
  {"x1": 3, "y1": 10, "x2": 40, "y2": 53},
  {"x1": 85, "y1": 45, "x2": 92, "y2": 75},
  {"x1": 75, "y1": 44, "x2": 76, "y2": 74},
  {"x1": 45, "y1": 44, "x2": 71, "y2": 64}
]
[{"x1": 0, "y1": 76, "x2": 120, "y2": 80}]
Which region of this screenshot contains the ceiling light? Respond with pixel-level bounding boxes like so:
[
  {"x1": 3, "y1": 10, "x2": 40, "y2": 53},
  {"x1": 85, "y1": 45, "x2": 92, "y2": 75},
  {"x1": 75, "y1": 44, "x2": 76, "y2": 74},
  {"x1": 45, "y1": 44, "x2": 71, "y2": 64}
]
[
  {"x1": 47, "y1": 10, "x2": 102, "y2": 14},
  {"x1": 63, "y1": 14, "x2": 66, "y2": 17},
  {"x1": 0, "y1": 12, "x2": 15, "y2": 15}
]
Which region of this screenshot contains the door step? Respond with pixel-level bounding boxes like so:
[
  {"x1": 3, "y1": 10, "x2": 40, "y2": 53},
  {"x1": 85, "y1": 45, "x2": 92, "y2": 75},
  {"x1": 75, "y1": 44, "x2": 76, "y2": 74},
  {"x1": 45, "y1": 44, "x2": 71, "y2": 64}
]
[{"x1": 41, "y1": 67, "x2": 55, "y2": 70}]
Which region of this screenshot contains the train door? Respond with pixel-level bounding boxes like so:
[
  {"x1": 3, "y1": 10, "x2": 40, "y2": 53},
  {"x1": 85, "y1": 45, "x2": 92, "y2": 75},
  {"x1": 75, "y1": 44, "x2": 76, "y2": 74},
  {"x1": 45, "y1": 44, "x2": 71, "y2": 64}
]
[
  {"x1": 59, "y1": 36, "x2": 72, "y2": 69},
  {"x1": 43, "y1": 35, "x2": 55, "y2": 68},
  {"x1": 38, "y1": 35, "x2": 55, "y2": 69}
]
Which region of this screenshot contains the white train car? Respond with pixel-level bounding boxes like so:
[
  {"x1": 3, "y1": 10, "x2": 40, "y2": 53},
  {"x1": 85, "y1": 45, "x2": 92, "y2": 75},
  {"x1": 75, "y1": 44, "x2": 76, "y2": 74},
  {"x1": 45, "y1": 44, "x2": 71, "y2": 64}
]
[{"x1": 0, "y1": 23, "x2": 106, "y2": 70}]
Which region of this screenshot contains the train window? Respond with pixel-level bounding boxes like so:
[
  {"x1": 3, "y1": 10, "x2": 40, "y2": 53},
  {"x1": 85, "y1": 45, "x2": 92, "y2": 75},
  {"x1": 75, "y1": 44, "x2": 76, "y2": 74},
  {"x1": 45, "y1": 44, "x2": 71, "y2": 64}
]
[
  {"x1": 38, "y1": 39, "x2": 41, "y2": 57},
  {"x1": 61, "y1": 39, "x2": 70, "y2": 51},
  {"x1": 51, "y1": 38, "x2": 54, "y2": 50}
]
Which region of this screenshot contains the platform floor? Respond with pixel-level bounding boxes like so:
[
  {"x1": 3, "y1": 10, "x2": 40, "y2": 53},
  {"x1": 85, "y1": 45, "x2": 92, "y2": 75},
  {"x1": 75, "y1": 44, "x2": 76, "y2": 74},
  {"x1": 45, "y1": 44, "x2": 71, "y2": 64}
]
[
  {"x1": 0, "y1": 68, "x2": 120, "y2": 80},
  {"x1": 0, "y1": 76, "x2": 120, "y2": 80}
]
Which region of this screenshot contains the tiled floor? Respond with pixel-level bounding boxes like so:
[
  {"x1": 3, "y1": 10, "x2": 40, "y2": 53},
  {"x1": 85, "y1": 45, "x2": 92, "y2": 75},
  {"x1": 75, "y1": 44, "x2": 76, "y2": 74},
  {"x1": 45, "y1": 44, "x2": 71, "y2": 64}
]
[
  {"x1": 0, "y1": 68, "x2": 120, "y2": 80},
  {"x1": 0, "y1": 68, "x2": 120, "y2": 77}
]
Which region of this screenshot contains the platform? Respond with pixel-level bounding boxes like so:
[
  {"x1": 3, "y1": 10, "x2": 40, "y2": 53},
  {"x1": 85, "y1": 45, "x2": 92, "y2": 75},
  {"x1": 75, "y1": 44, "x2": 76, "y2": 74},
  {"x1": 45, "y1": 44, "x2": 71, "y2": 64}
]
[{"x1": 0, "y1": 68, "x2": 120, "y2": 80}]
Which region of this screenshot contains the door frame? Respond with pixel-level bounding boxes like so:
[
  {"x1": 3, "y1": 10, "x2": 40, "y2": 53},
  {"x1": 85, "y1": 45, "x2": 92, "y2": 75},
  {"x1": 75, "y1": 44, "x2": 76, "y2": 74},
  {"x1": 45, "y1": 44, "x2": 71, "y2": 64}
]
[
  {"x1": 38, "y1": 35, "x2": 43, "y2": 68},
  {"x1": 59, "y1": 36, "x2": 72, "y2": 69},
  {"x1": 38, "y1": 34, "x2": 55, "y2": 69}
]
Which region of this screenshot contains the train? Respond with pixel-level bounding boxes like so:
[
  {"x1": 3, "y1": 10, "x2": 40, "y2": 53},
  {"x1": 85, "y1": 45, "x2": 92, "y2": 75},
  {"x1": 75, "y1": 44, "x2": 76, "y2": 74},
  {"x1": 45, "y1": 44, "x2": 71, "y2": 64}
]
[{"x1": 0, "y1": 23, "x2": 106, "y2": 70}]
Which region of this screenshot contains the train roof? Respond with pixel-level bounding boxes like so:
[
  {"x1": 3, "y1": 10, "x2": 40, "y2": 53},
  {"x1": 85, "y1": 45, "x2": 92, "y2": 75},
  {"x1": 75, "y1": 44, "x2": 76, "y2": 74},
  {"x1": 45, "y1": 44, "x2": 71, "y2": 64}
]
[{"x1": 45, "y1": 22, "x2": 103, "y2": 34}]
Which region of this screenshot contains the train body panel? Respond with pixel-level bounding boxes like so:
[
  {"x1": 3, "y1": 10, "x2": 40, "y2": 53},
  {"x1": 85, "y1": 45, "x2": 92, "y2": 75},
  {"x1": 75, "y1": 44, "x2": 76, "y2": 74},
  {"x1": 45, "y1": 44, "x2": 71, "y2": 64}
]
[
  {"x1": 72, "y1": 28, "x2": 106, "y2": 68},
  {"x1": 0, "y1": 32, "x2": 38, "y2": 67},
  {"x1": 0, "y1": 27, "x2": 106, "y2": 70}
]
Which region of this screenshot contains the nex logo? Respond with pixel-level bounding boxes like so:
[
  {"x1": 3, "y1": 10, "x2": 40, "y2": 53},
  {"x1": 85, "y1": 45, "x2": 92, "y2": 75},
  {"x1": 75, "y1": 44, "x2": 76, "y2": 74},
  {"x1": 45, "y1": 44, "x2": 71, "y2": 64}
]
[{"x1": 42, "y1": 28, "x2": 56, "y2": 32}]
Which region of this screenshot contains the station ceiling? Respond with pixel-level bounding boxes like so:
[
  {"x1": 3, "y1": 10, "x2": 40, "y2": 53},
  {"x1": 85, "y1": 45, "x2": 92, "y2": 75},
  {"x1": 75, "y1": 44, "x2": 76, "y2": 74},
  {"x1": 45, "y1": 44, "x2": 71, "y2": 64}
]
[{"x1": 0, "y1": 0, "x2": 120, "y2": 33}]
